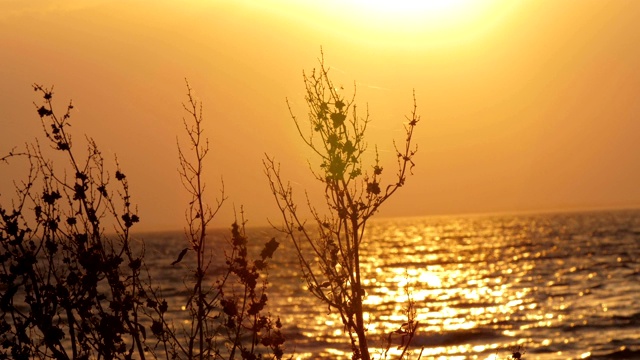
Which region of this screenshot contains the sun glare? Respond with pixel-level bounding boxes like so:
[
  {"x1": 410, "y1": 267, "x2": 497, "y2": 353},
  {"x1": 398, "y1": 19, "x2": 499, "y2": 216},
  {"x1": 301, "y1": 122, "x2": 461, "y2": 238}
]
[
  {"x1": 341, "y1": 0, "x2": 485, "y2": 29},
  {"x1": 349, "y1": 0, "x2": 475, "y2": 18},
  {"x1": 326, "y1": 0, "x2": 514, "y2": 49},
  {"x1": 237, "y1": 0, "x2": 518, "y2": 49}
]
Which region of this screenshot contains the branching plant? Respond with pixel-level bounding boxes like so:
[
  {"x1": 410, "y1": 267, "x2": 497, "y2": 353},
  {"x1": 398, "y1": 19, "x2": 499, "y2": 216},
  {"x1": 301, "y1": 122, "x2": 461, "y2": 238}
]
[
  {"x1": 1, "y1": 83, "x2": 285, "y2": 360},
  {"x1": 0, "y1": 85, "x2": 146, "y2": 359},
  {"x1": 143, "y1": 82, "x2": 286, "y2": 360},
  {"x1": 179, "y1": 80, "x2": 227, "y2": 360},
  {"x1": 264, "y1": 55, "x2": 420, "y2": 360}
]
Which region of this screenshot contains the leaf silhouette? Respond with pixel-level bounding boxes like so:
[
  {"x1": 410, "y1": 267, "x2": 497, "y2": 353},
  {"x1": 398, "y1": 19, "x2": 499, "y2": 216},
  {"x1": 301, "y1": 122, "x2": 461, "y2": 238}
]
[
  {"x1": 172, "y1": 248, "x2": 189, "y2": 265},
  {"x1": 260, "y1": 238, "x2": 279, "y2": 260}
]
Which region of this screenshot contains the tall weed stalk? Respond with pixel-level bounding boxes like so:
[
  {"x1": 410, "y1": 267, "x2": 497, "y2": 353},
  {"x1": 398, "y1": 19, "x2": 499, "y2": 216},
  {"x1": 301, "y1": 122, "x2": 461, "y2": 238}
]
[{"x1": 143, "y1": 82, "x2": 286, "y2": 360}]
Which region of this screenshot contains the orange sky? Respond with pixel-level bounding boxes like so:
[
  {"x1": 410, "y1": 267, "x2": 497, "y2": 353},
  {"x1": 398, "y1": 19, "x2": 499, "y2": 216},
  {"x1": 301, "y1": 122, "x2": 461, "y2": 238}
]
[{"x1": 2, "y1": 1, "x2": 640, "y2": 231}]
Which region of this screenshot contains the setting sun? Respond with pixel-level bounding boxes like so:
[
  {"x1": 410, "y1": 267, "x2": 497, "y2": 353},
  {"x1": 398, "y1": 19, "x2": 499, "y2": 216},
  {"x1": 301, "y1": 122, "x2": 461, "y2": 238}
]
[
  {"x1": 241, "y1": 0, "x2": 516, "y2": 49},
  {"x1": 318, "y1": 0, "x2": 516, "y2": 48},
  {"x1": 346, "y1": 0, "x2": 488, "y2": 24}
]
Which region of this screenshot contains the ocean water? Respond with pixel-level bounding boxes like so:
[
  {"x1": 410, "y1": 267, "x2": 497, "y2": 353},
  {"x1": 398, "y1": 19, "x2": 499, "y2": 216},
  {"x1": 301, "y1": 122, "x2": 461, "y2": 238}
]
[{"x1": 141, "y1": 210, "x2": 640, "y2": 359}]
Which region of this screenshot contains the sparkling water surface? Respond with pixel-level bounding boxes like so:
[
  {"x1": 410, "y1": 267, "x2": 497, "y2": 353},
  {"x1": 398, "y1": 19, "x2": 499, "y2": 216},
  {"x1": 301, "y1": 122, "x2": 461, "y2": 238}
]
[{"x1": 142, "y1": 210, "x2": 640, "y2": 359}]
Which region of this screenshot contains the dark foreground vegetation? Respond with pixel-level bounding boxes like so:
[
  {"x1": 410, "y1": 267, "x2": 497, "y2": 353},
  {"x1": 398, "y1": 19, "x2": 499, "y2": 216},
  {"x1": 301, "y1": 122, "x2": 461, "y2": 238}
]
[
  {"x1": 1, "y1": 56, "x2": 523, "y2": 359},
  {"x1": 0, "y1": 83, "x2": 283, "y2": 360}
]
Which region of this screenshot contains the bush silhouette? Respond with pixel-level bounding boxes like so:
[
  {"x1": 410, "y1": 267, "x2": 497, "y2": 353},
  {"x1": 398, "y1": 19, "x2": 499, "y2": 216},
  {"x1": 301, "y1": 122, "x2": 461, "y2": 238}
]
[
  {"x1": 142, "y1": 82, "x2": 285, "y2": 360},
  {"x1": 0, "y1": 84, "x2": 146, "y2": 359},
  {"x1": 264, "y1": 54, "x2": 420, "y2": 360},
  {"x1": 0, "y1": 83, "x2": 285, "y2": 360},
  {"x1": 0, "y1": 70, "x2": 526, "y2": 360}
]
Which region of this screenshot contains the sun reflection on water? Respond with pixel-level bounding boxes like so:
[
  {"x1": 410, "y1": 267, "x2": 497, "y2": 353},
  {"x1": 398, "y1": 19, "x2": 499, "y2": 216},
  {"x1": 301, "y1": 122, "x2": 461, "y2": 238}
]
[
  {"x1": 323, "y1": 216, "x2": 558, "y2": 358},
  {"x1": 206, "y1": 211, "x2": 640, "y2": 359}
]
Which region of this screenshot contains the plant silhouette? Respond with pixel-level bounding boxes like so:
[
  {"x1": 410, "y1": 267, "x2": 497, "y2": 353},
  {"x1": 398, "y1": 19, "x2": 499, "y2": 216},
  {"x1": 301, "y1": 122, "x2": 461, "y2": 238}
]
[
  {"x1": 0, "y1": 75, "x2": 533, "y2": 360},
  {"x1": 0, "y1": 83, "x2": 285, "y2": 360},
  {"x1": 0, "y1": 85, "x2": 146, "y2": 359},
  {"x1": 143, "y1": 81, "x2": 286, "y2": 360},
  {"x1": 264, "y1": 53, "x2": 420, "y2": 360}
]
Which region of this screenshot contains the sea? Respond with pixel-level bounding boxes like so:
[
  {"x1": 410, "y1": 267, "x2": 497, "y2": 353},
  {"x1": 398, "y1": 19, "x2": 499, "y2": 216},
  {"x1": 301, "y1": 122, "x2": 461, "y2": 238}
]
[{"x1": 140, "y1": 209, "x2": 640, "y2": 360}]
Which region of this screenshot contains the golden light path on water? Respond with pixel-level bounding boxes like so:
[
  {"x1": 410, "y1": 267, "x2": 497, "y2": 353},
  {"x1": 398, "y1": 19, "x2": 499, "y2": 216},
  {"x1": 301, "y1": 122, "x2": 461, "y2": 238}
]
[
  {"x1": 356, "y1": 219, "x2": 533, "y2": 359},
  {"x1": 258, "y1": 217, "x2": 541, "y2": 359},
  {"x1": 258, "y1": 212, "x2": 635, "y2": 360}
]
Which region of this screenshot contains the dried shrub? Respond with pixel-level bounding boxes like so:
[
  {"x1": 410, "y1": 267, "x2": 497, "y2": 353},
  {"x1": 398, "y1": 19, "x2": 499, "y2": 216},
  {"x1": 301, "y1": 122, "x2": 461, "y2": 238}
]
[
  {"x1": 264, "y1": 54, "x2": 419, "y2": 359},
  {"x1": 142, "y1": 82, "x2": 286, "y2": 360},
  {"x1": 0, "y1": 85, "x2": 145, "y2": 359}
]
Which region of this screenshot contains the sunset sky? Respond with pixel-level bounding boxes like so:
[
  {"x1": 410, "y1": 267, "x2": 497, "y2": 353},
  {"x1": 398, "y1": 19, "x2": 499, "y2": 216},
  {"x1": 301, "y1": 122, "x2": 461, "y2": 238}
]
[{"x1": 2, "y1": 1, "x2": 639, "y2": 231}]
